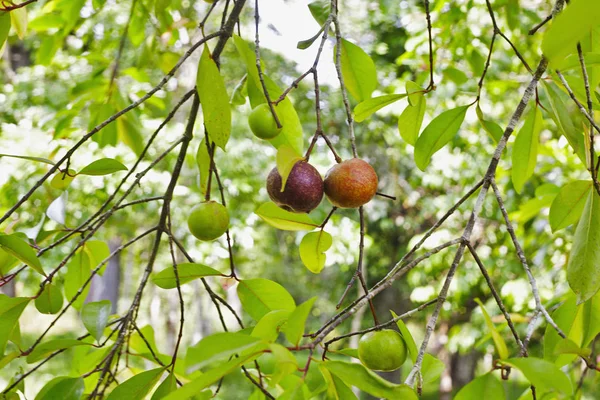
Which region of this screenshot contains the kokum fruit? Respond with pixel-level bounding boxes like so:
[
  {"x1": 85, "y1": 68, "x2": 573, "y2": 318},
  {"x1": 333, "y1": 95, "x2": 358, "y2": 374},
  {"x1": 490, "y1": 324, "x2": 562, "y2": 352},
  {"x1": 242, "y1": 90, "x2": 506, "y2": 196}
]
[
  {"x1": 187, "y1": 201, "x2": 229, "y2": 241},
  {"x1": 266, "y1": 161, "x2": 323, "y2": 213},
  {"x1": 248, "y1": 103, "x2": 281, "y2": 140},
  {"x1": 358, "y1": 329, "x2": 407, "y2": 372},
  {"x1": 324, "y1": 158, "x2": 378, "y2": 208}
]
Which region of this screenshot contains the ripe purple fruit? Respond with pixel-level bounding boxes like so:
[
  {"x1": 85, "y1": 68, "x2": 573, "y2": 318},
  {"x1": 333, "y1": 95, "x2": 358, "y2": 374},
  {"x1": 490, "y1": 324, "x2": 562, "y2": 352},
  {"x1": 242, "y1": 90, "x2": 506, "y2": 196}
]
[{"x1": 266, "y1": 161, "x2": 323, "y2": 213}]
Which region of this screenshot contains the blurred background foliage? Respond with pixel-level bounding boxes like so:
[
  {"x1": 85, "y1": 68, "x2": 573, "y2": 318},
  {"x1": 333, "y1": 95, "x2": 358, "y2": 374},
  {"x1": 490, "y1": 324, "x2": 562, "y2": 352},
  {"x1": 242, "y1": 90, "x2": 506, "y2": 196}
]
[{"x1": 0, "y1": 0, "x2": 597, "y2": 398}]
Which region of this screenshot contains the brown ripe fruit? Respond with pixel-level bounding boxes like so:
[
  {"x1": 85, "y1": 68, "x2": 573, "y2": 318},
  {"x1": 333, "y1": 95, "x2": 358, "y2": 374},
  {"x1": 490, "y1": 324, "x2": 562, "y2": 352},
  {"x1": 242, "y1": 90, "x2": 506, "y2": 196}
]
[
  {"x1": 266, "y1": 161, "x2": 324, "y2": 213},
  {"x1": 324, "y1": 158, "x2": 378, "y2": 208}
]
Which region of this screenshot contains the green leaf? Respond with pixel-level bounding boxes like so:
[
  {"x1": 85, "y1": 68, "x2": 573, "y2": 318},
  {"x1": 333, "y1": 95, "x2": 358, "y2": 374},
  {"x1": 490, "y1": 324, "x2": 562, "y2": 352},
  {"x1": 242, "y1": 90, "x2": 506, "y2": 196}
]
[
  {"x1": 335, "y1": 348, "x2": 359, "y2": 359},
  {"x1": 582, "y1": 291, "x2": 600, "y2": 346},
  {"x1": 0, "y1": 295, "x2": 30, "y2": 356},
  {"x1": 35, "y1": 282, "x2": 63, "y2": 315},
  {"x1": 319, "y1": 365, "x2": 359, "y2": 400},
  {"x1": 283, "y1": 297, "x2": 316, "y2": 346},
  {"x1": 27, "y1": 339, "x2": 92, "y2": 363},
  {"x1": 251, "y1": 309, "x2": 291, "y2": 342},
  {"x1": 553, "y1": 337, "x2": 591, "y2": 357},
  {"x1": 323, "y1": 360, "x2": 418, "y2": 399},
  {"x1": 308, "y1": 0, "x2": 330, "y2": 26},
  {"x1": 476, "y1": 105, "x2": 504, "y2": 143},
  {"x1": 542, "y1": 81, "x2": 586, "y2": 163},
  {"x1": 79, "y1": 158, "x2": 127, "y2": 176},
  {"x1": 35, "y1": 377, "x2": 85, "y2": 400},
  {"x1": 151, "y1": 263, "x2": 223, "y2": 289},
  {"x1": 64, "y1": 250, "x2": 91, "y2": 310},
  {"x1": 50, "y1": 169, "x2": 76, "y2": 190},
  {"x1": 196, "y1": 139, "x2": 211, "y2": 196},
  {"x1": 542, "y1": 0, "x2": 600, "y2": 67},
  {"x1": 543, "y1": 295, "x2": 582, "y2": 367},
  {"x1": 197, "y1": 46, "x2": 231, "y2": 150},
  {"x1": 255, "y1": 202, "x2": 319, "y2": 231},
  {"x1": 567, "y1": 190, "x2": 600, "y2": 303},
  {"x1": 166, "y1": 352, "x2": 259, "y2": 400},
  {"x1": 81, "y1": 300, "x2": 111, "y2": 341},
  {"x1": 186, "y1": 332, "x2": 266, "y2": 372},
  {"x1": 414, "y1": 105, "x2": 470, "y2": 171},
  {"x1": 299, "y1": 231, "x2": 332, "y2": 273},
  {"x1": 398, "y1": 83, "x2": 426, "y2": 146},
  {"x1": 10, "y1": 7, "x2": 27, "y2": 39},
  {"x1": 549, "y1": 180, "x2": 593, "y2": 232},
  {"x1": 237, "y1": 278, "x2": 296, "y2": 321},
  {"x1": 276, "y1": 145, "x2": 303, "y2": 191},
  {"x1": 354, "y1": 94, "x2": 407, "y2": 123},
  {"x1": 0, "y1": 233, "x2": 44, "y2": 275},
  {"x1": 511, "y1": 106, "x2": 542, "y2": 194},
  {"x1": 151, "y1": 372, "x2": 177, "y2": 400},
  {"x1": 454, "y1": 373, "x2": 505, "y2": 400},
  {"x1": 0, "y1": 153, "x2": 55, "y2": 165},
  {"x1": 83, "y1": 240, "x2": 110, "y2": 275},
  {"x1": 499, "y1": 357, "x2": 573, "y2": 395},
  {"x1": 390, "y1": 311, "x2": 418, "y2": 363},
  {"x1": 337, "y1": 39, "x2": 377, "y2": 102},
  {"x1": 106, "y1": 367, "x2": 165, "y2": 400},
  {"x1": 0, "y1": 12, "x2": 11, "y2": 48},
  {"x1": 475, "y1": 299, "x2": 509, "y2": 359},
  {"x1": 269, "y1": 343, "x2": 298, "y2": 385},
  {"x1": 297, "y1": 24, "x2": 326, "y2": 50},
  {"x1": 90, "y1": 103, "x2": 119, "y2": 148},
  {"x1": 421, "y1": 354, "x2": 445, "y2": 383}
]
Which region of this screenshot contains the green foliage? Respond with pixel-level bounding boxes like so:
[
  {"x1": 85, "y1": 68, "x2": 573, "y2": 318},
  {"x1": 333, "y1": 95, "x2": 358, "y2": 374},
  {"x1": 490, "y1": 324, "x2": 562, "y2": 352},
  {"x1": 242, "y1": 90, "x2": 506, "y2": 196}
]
[
  {"x1": 511, "y1": 106, "x2": 542, "y2": 194},
  {"x1": 81, "y1": 300, "x2": 112, "y2": 341},
  {"x1": 237, "y1": 278, "x2": 296, "y2": 321},
  {"x1": 454, "y1": 373, "x2": 504, "y2": 400},
  {"x1": 78, "y1": 158, "x2": 127, "y2": 176},
  {"x1": 337, "y1": 39, "x2": 377, "y2": 102},
  {"x1": 298, "y1": 231, "x2": 332, "y2": 273},
  {"x1": 151, "y1": 263, "x2": 223, "y2": 289},
  {"x1": 255, "y1": 202, "x2": 319, "y2": 231}
]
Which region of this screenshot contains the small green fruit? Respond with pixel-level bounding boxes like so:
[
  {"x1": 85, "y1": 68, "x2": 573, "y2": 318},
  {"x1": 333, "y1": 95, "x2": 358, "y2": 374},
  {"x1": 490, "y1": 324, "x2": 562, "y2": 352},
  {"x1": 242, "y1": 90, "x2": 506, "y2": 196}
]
[
  {"x1": 248, "y1": 103, "x2": 281, "y2": 140},
  {"x1": 358, "y1": 329, "x2": 407, "y2": 372},
  {"x1": 187, "y1": 201, "x2": 229, "y2": 241}
]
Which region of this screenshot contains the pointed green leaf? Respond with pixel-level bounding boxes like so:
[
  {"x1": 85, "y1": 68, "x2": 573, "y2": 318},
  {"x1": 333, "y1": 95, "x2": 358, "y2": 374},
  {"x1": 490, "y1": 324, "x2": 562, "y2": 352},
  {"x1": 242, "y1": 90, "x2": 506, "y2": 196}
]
[
  {"x1": 499, "y1": 357, "x2": 573, "y2": 395},
  {"x1": 255, "y1": 202, "x2": 319, "y2": 231},
  {"x1": 0, "y1": 295, "x2": 30, "y2": 356},
  {"x1": 186, "y1": 332, "x2": 266, "y2": 372},
  {"x1": 64, "y1": 250, "x2": 91, "y2": 310},
  {"x1": 568, "y1": 190, "x2": 600, "y2": 303},
  {"x1": 476, "y1": 105, "x2": 504, "y2": 143},
  {"x1": 79, "y1": 158, "x2": 127, "y2": 176},
  {"x1": 323, "y1": 360, "x2": 418, "y2": 399},
  {"x1": 35, "y1": 377, "x2": 84, "y2": 400},
  {"x1": 283, "y1": 297, "x2": 316, "y2": 346},
  {"x1": 81, "y1": 300, "x2": 111, "y2": 341},
  {"x1": 269, "y1": 343, "x2": 298, "y2": 385},
  {"x1": 35, "y1": 282, "x2": 63, "y2": 315},
  {"x1": 542, "y1": 0, "x2": 600, "y2": 67},
  {"x1": 196, "y1": 138, "x2": 211, "y2": 196},
  {"x1": 553, "y1": 337, "x2": 591, "y2": 357},
  {"x1": 414, "y1": 105, "x2": 470, "y2": 170},
  {"x1": 151, "y1": 263, "x2": 223, "y2": 289},
  {"x1": 10, "y1": 7, "x2": 27, "y2": 39},
  {"x1": 354, "y1": 94, "x2": 407, "y2": 123},
  {"x1": 549, "y1": 180, "x2": 593, "y2": 232},
  {"x1": 197, "y1": 46, "x2": 231, "y2": 149},
  {"x1": 0, "y1": 233, "x2": 44, "y2": 275},
  {"x1": 421, "y1": 354, "x2": 445, "y2": 384},
  {"x1": 512, "y1": 106, "x2": 542, "y2": 194},
  {"x1": 0, "y1": 12, "x2": 11, "y2": 48},
  {"x1": 337, "y1": 39, "x2": 377, "y2": 102},
  {"x1": 251, "y1": 309, "x2": 291, "y2": 342},
  {"x1": 50, "y1": 169, "x2": 76, "y2": 190},
  {"x1": 390, "y1": 310, "x2": 418, "y2": 363},
  {"x1": 475, "y1": 299, "x2": 509, "y2": 359},
  {"x1": 0, "y1": 153, "x2": 55, "y2": 165},
  {"x1": 237, "y1": 278, "x2": 296, "y2": 321},
  {"x1": 106, "y1": 367, "x2": 165, "y2": 400},
  {"x1": 299, "y1": 231, "x2": 332, "y2": 274},
  {"x1": 276, "y1": 145, "x2": 303, "y2": 191},
  {"x1": 319, "y1": 364, "x2": 359, "y2": 400},
  {"x1": 307, "y1": 0, "x2": 330, "y2": 26},
  {"x1": 454, "y1": 373, "x2": 504, "y2": 400},
  {"x1": 151, "y1": 372, "x2": 177, "y2": 400},
  {"x1": 27, "y1": 339, "x2": 92, "y2": 363},
  {"x1": 398, "y1": 90, "x2": 426, "y2": 146}
]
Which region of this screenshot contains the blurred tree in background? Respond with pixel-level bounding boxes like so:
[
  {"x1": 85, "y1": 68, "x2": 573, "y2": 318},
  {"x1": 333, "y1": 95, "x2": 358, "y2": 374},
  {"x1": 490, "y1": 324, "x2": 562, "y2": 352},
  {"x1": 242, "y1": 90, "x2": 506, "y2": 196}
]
[{"x1": 1, "y1": 0, "x2": 600, "y2": 399}]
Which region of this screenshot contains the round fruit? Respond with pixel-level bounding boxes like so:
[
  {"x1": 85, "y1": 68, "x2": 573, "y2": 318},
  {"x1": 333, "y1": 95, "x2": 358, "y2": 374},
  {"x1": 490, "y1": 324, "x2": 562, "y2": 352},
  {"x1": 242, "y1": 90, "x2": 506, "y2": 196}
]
[
  {"x1": 266, "y1": 161, "x2": 323, "y2": 213},
  {"x1": 358, "y1": 329, "x2": 407, "y2": 372},
  {"x1": 248, "y1": 103, "x2": 281, "y2": 140},
  {"x1": 324, "y1": 158, "x2": 378, "y2": 208},
  {"x1": 187, "y1": 201, "x2": 229, "y2": 241}
]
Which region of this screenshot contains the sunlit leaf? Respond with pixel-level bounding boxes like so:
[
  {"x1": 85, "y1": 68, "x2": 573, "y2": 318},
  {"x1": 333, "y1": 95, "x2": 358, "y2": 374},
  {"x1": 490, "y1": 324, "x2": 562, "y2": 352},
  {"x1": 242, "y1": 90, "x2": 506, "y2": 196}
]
[
  {"x1": 35, "y1": 282, "x2": 63, "y2": 315},
  {"x1": 0, "y1": 295, "x2": 30, "y2": 355},
  {"x1": 106, "y1": 367, "x2": 165, "y2": 400},
  {"x1": 283, "y1": 297, "x2": 316, "y2": 346},
  {"x1": 27, "y1": 339, "x2": 92, "y2": 363},
  {"x1": 237, "y1": 278, "x2": 296, "y2": 321},
  {"x1": 354, "y1": 94, "x2": 406, "y2": 123},
  {"x1": 151, "y1": 263, "x2": 223, "y2": 289},
  {"x1": 0, "y1": 233, "x2": 44, "y2": 275},
  {"x1": 511, "y1": 106, "x2": 542, "y2": 194},
  {"x1": 79, "y1": 158, "x2": 127, "y2": 176},
  {"x1": 81, "y1": 300, "x2": 111, "y2": 341},
  {"x1": 255, "y1": 202, "x2": 319, "y2": 231},
  {"x1": 454, "y1": 373, "x2": 504, "y2": 400},
  {"x1": 499, "y1": 357, "x2": 573, "y2": 395},
  {"x1": 299, "y1": 231, "x2": 332, "y2": 273},
  {"x1": 475, "y1": 299, "x2": 509, "y2": 359},
  {"x1": 276, "y1": 145, "x2": 303, "y2": 191},
  {"x1": 549, "y1": 180, "x2": 593, "y2": 232},
  {"x1": 35, "y1": 377, "x2": 85, "y2": 400},
  {"x1": 337, "y1": 39, "x2": 377, "y2": 102},
  {"x1": 390, "y1": 310, "x2": 418, "y2": 363}
]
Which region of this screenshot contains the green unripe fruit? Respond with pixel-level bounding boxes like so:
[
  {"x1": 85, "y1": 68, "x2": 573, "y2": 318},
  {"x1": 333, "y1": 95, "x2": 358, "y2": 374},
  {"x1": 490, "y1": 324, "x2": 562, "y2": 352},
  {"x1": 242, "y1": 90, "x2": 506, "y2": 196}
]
[
  {"x1": 187, "y1": 201, "x2": 229, "y2": 241},
  {"x1": 248, "y1": 103, "x2": 281, "y2": 140},
  {"x1": 358, "y1": 329, "x2": 407, "y2": 372}
]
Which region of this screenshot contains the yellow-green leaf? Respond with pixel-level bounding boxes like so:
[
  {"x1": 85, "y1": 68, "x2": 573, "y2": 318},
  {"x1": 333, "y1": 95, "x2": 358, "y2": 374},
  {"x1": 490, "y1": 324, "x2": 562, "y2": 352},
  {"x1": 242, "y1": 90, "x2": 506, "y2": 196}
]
[
  {"x1": 299, "y1": 231, "x2": 332, "y2": 273},
  {"x1": 354, "y1": 94, "x2": 406, "y2": 123},
  {"x1": 475, "y1": 298, "x2": 509, "y2": 359},
  {"x1": 0, "y1": 233, "x2": 44, "y2": 275},
  {"x1": 283, "y1": 297, "x2": 316, "y2": 346},
  {"x1": 276, "y1": 145, "x2": 303, "y2": 191},
  {"x1": 35, "y1": 282, "x2": 63, "y2": 315},
  {"x1": 79, "y1": 158, "x2": 127, "y2": 176},
  {"x1": 336, "y1": 39, "x2": 377, "y2": 102},
  {"x1": 151, "y1": 263, "x2": 223, "y2": 289},
  {"x1": 398, "y1": 82, "x2": 426, "y2": 146},
  {"x1": 255, "y1": 202, "x2": 319, "y2": 231},
  {"x1": 549, "y1": 180, "x2": 593, "y2": 232},
  {"x1": 511, "y1": 106, "x2": 542, "y2": 194},
  {"x1": 196, "y1": 46, "x2": 231, "y2": 149},
  {"x1": 10, "y1": 7, "x2": 27, "y2": 39}
]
